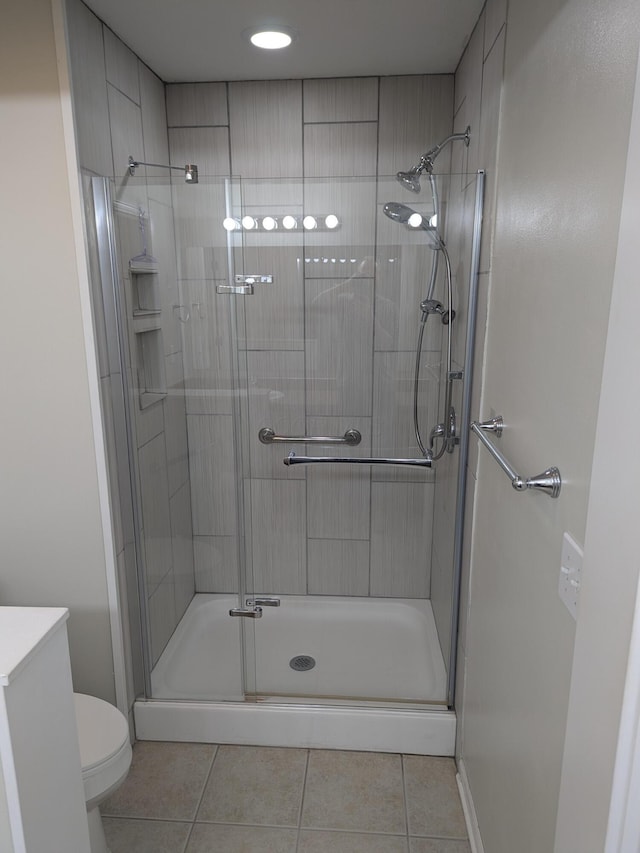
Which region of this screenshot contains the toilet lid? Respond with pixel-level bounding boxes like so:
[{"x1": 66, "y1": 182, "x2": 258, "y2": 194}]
[{"x1": 73, "y1": 693, "x2": 130, "y2": 772}]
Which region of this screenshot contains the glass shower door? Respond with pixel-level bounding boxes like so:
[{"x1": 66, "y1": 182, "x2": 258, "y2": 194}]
[
  {"x1": 232, "y1": 174, "x2": 470, "y2": 706},
  {"x1": 91, "y1": 172, "x2": 263, "y2": 703}
]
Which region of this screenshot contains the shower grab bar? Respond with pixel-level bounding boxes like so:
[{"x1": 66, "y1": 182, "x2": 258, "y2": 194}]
[
  {"x1": 470, "y1": 416, "x2": 562, "y2": 498},
  {"x1": 283, "y1": 452, "x2": 431, "y2": 468},
  {"x1": 259, "y1": 427, "x2": 361, "y2": 446}
]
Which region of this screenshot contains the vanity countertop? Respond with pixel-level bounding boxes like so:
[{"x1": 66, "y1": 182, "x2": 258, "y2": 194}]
[{"x1": 0, "y1": 606, "x2": 69, "y2": 686}]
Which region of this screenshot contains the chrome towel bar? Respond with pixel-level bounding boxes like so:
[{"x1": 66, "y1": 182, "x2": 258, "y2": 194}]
[
  {"x1": 260, "y1": 427, "x2": 361, "y2": 446},
  {"x1": 470, "y1": 416, "x2": 561, "y2": 498},
  {"x1": 283, "y1": 452, "x2": 431, "y2": 468}
]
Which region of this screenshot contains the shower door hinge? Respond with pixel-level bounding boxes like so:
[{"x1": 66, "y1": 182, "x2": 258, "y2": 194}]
[
  {"x1": 448, "y1": 370, "x2": 463, "y2": 380},
  {"x1": 246, "y1": 597, "x2": 280, "y2": 607},
  {"x1": 229, "y1": 606, "x2": 263, "y2": 618},
  {"x1": 217, "y1": 283, "x2": 253, "y2": 295}
]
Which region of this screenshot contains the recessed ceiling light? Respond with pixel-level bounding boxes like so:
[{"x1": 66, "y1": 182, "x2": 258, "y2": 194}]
[{"x1": 248, "y1": 29, "x2": 295, "y2": 50}]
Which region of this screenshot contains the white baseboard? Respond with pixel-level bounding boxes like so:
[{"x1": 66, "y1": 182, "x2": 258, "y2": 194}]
[{"x1": 457, "y1": 758, "x2": 485, "y2": 853}]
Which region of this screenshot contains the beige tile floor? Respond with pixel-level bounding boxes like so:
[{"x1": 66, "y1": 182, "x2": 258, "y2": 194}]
[{"x1": 102, "y1": 742, "x2": 471, "y2": 853}]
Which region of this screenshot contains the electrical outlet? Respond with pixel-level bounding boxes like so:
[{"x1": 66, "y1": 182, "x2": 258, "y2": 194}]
[{"x1": 559, "y1": 532, "x2": 583, "y2": 620}]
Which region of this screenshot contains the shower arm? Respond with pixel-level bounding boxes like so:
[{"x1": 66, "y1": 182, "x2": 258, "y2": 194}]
[
  {"x1": 417, "y1": 126, "x2": 471, "y2": 174},
  {"x1": 128, "y1": 156, "x2": 198, "y2": 182}
]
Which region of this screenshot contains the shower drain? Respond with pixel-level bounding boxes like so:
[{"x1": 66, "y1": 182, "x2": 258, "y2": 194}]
[{"x1": 289, "y1": 655, "x2": 316, "y2": 671}]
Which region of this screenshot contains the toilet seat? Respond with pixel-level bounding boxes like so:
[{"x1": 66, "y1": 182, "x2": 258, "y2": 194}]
[{"x1": 74, "y1": 693, "x2": 132, "y2": 809}]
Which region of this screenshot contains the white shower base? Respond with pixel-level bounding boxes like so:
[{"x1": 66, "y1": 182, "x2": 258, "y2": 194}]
[
  {"x1": 135, "y1": 593, "x2": 455, "y2": 755},
  {"x1": 150, "y1": 593, "x2": 447, "y2": 703}
]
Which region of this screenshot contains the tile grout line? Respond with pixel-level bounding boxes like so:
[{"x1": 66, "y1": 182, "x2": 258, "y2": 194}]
[
  {"x1": 401, "y1": 753, "x2": 411, "y2": 847},
  {"x1": 295, "y1": 748, "x2": 311, "y2": 852},
  {"x1": 181, "y1": 743, "x2": 223, "y2": 850}
]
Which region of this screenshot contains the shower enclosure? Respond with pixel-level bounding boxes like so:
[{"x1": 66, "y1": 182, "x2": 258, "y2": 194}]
[{"x1": 91, "y1": 167, "x2": 484, "y2": 754}]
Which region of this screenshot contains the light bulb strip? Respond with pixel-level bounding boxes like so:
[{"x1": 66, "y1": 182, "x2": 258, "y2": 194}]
[{"x1": 223, "y1": 214, "x2": 341, "y2": 233}]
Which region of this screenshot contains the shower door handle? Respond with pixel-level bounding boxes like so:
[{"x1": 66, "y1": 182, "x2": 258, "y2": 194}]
[{"x1": 229, "y1": 606, "x2": 263, "y2": 618}]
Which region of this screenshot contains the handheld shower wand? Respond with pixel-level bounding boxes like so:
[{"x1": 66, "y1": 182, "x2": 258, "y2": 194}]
[{"x1": 382, "y1": 202, "x2": 443, "y2": 249}]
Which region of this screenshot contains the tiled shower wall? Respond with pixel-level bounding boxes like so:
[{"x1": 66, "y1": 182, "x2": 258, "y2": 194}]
[
  {"x1": 167, "y1": 76, "x2": 455, "y2": 600},
  {"x1": 65, "y1": 0, "x2": 195, "y2": 687}
]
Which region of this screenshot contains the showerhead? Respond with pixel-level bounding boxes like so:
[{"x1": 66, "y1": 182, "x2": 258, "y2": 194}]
[
  {"x1": 383, "y1": 202, "x2": 443, "y2": 249},
  {"x1": 396, "y1": 126, "x2": 471, "y2": 193},
  {"x1": 396, "y1": 168, "x2": 422, "y2": 194}
]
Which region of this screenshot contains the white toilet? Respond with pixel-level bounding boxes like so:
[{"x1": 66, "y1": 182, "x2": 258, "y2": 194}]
[{"x1": 74, "y1": 693, "x2": 133, "y2": 853}]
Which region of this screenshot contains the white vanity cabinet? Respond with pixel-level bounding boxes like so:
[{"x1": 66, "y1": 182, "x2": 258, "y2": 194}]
[{"x1": 0, "y1": 607, "x2": 90, "y2": 852}]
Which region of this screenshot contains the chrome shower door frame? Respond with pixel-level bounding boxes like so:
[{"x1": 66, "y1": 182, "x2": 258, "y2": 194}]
[{"x1": 447, "y1": 170, "x2": 485, "y2": 704}]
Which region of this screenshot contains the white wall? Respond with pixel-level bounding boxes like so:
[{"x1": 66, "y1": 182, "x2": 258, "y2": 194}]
[
  {"x1": 459, "y1": 0, "x2": 640, "y2": 850},
  {"x1": 0, "y1": 0, "x2": 115, "y2": 702},
  {"x1": 554, "y1": 41, "x2": 640, "y2": 852}
]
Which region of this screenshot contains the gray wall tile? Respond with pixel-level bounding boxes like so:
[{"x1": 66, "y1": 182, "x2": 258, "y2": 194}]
[
  {"x1": 104, "y1": 27, "x2": 140, "y2": 104},
  {"x1": 453, "y1": 17, "x2": 483, "y2": 179},
  {"x1": 370, "y1": 482, "x2": 433, "y2": 597},
  {"x1": 148, "y1": 197, "x2": 181, "y2": 355},
  {"x1": 170, "y1": 482, "x2": 195, "y2": 620},
  {"x1": 250, "y1": 479, "x2": 307, "y2": 594},
  {"x1": 304, "y1": 123, "x2": 378, "y2": 177},
  {"x1": 246, "y1": 351, "x2": 306, "y2": 479},
  {"x1": 303, "y1": 77, "x2": 379, "y2": 123},
  {"x1": 172, "y1": 180, "x2": 229, "y2": 279},
  {"x1": 478, "y1": 27, "x2": 506, "y2": 272},
  {"x1": 303, "y1": 179, "x2": 377, "y2": 267},
  {"x1": 181, "y1": 280, "x2": 234, "y2": 415},
  {"x1": 167, "y1": 82, "x2": 229, "y2": 127},
  {"x1": 194, "y1": 535, "x2": 239, "y2": 593},
  {"x1": 305, "y1": 277, "x2": 374, "y2": 416},
  {"x1": 307, "y1": 539, "x2": 370, "y2": 596},
  {"x1": 138, "y1": 432, "x2": 173, "y2": 592},
  {"x1": 378, "y1": 76, "x2": 454, "y2": 177},
  {"x1": 372, "y1": 351, "x2": 440, "y2": 483},
  {"x1": 66, "y1": 0, "x2": 113, "y2": 175},
  {"x1": 169, "y1": 126, "x2": 231, "y2": 177},
  {"x1": 164, "y1": 351, "x2": 190, "y2": 496},
  {"x1": 483, "y1": 0, "x2": 507, "y2": 59},
  {"x1": 108, "y1": 84, "x2": 144, "y2": 180},
  {"x1": 306, "y1": 417, "x2": 371, "y2": 540},
  {"x1": 241, "y1": 247, "x2": 305, "y2": 350},
  {"x1": 148, "y1": 573, "x2": 176, "y2": 665},
  {"x1": 229, "y1": 81, "x2": 303, "y2": 178},
  {"x1": 139, "y1": 63, "x2": 170, "y2": 178},
  {"x1": 188, "y1": 414, "x2": 237, "y2": 536}
]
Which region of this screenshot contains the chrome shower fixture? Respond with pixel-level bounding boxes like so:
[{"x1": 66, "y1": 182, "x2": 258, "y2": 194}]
[
  {"x1": 383, "y1": 202, "x2": 443, "y2": 249},
  {"x1": 396, "y1": 126, "x2": 471, "y2": 192},
  {"x1": 128, "y1": 156, "x2": 199, "y2": 184}
]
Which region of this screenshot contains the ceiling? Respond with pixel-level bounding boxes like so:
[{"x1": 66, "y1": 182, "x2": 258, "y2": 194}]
[{"x1": 82, "y1": 0, "x2": 484, "y2": 83}]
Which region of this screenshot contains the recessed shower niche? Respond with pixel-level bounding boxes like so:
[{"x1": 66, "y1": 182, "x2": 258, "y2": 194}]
[{"x1": 120, "y1": 203, "x2": 167, "y2": 410}]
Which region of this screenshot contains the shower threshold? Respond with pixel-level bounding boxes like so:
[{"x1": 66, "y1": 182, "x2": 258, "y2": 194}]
[{"x1": 135, "y1": 594, "x2": 455, "y2": 755}]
